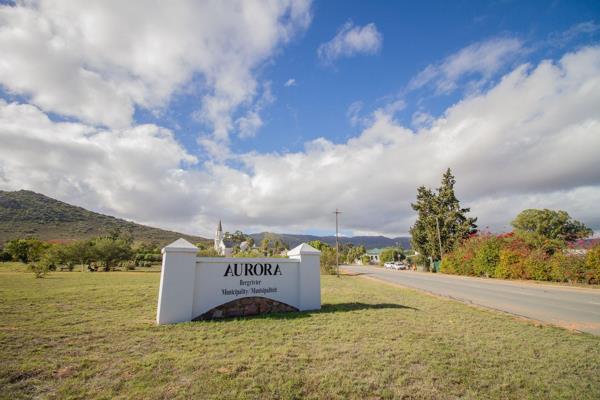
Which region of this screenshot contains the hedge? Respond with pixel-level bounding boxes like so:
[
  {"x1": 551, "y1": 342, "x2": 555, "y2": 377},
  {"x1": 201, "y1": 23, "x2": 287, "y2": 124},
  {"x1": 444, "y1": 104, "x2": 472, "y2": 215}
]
[{"x1": 441, "y1": 234, "x2": 600, "y2": 284}]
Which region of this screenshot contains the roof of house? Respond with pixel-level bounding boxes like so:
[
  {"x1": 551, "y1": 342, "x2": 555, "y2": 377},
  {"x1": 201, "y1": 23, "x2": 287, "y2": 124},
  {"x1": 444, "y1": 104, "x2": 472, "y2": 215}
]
[{"x1": 366, "y1": 248, "x2": 383, "y2": 255}]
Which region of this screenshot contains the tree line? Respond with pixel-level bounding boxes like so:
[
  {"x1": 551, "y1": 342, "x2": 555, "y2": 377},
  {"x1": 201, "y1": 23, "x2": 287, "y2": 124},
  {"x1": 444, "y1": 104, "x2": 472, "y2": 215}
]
[
  {"x1": 1, "y1": 229, "x2": 162, "y2": 277},
  {"x1": 409, "y1": 169, "x2": 599, "y2": 283}
]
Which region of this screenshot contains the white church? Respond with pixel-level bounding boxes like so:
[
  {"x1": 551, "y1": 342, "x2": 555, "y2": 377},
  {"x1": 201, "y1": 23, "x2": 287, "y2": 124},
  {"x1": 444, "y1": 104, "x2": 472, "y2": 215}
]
[
  {"x1": 214, "y1": 220, "x2": 252, "y2": 256},
  {"x1": 214, "y1": 220, "x2": 233, "y2": 256}
]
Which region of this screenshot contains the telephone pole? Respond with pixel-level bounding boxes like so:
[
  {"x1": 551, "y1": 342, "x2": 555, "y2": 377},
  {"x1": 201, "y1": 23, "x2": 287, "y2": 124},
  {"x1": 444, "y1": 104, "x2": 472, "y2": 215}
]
[
  {"x1": 435, "y1": 216, "x2": 443, "y2": 260},
  {"x1": 333, "y1": 208, "x2": 342, "y2": 278}
]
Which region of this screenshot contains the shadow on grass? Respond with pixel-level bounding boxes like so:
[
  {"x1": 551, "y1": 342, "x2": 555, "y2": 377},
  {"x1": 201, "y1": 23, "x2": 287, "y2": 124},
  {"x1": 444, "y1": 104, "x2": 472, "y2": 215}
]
[{"x1": 198, "y1": 302, "x2": 418, "y2": 323}]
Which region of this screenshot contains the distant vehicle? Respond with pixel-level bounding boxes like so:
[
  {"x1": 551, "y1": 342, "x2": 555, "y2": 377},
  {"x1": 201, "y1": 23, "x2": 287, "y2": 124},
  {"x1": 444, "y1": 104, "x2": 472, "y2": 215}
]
[
  {"x1": 393, "y1": 262, "x2": 407, "y2": 270},
  {"x1": 384, "y1": 262, "x2": 395, "y2": 269}
]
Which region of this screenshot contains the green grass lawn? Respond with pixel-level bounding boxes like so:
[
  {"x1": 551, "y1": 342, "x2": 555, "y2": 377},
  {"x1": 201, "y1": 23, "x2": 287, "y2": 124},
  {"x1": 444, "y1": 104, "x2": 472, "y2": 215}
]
[{"x1": 1, "y1": 270, "x2": 599, "y2": 399}]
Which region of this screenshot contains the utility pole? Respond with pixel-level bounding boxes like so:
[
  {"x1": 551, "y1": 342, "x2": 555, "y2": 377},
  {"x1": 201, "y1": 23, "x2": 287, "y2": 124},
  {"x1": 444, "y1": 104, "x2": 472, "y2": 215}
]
[
  {"x1": 333, "y1": 208, "x2": 342, "y2": 278},
  {"x1": 435, "y1": 216, "x2": 443, "y2": 260}
]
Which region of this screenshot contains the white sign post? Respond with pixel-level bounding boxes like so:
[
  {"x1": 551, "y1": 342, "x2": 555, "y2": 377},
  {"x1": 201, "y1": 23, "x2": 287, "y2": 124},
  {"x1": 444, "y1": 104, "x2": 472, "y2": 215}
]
[{"x1": 157, "y1": 239, "x2": 321, "y2": 324}]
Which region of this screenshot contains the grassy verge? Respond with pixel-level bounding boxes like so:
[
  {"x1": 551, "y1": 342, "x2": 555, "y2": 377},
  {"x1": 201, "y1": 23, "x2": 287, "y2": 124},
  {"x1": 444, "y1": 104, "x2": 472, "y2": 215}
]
[{"x1": 1, "y1": 271, "x2": 599, "y2": 399}]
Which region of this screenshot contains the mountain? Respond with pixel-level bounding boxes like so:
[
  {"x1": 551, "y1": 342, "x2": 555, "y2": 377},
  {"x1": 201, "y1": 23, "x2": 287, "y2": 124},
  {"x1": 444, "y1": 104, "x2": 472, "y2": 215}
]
[
  {"x1": 249, "y1": 232, "x2": 411, "y2": 250},
  {"x1": 0, "y1": 190, "x2": 209, "y2": 245}
]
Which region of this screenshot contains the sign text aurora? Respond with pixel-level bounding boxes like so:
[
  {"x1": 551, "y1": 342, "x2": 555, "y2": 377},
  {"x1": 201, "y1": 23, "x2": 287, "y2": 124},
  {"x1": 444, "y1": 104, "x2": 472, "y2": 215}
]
[{"x1": 224, "y1": 262, "x2": 282, "y2": 277}]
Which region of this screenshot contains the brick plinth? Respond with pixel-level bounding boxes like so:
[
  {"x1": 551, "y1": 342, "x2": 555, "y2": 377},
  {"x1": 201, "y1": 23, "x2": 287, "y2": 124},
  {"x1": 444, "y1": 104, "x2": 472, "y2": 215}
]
[{"x1": 193, "y1": 297, "x2": 299, "y2": 320}]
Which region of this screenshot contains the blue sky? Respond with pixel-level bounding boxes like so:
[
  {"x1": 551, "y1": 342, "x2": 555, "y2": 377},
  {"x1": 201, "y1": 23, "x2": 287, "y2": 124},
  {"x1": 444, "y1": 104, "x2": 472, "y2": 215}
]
[
  {"x1": 135, "y1": 0, "x2": 600, "y2": 155},
  {"x1": 0, "y1": 0, "x2": 599, "y2": 237}
]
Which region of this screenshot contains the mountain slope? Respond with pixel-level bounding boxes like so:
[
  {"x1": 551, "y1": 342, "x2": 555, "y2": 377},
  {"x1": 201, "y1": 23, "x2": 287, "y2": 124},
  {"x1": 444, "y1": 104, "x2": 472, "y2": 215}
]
[
  {"x1": 249, "y1": 232, "x2": 411, "y2": 250},
  {"x1": 0, "y1": 190, "x2": 208, "y2": 245}
]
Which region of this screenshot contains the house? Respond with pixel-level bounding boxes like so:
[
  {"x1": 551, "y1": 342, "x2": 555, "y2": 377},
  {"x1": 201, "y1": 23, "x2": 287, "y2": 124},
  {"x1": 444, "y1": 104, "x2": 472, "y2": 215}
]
[{"x1": 366, "y1": 248, "x2": 383, "y2": 264}]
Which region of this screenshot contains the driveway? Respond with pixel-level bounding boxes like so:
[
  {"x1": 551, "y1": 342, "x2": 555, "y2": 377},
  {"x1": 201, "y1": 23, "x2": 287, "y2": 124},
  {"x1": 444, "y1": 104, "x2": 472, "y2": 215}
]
[{"x1": 342, "y1": 264, "x2": 600, "y2": 335}]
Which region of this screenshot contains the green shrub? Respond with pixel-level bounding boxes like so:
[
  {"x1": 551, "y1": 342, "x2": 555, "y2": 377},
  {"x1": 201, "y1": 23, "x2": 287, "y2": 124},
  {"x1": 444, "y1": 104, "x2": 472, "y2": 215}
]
[
  {"x1": 494, "y1": 236, "x2": 531, "y2": 279},
  {"x1": 441, "y1": 235, "x2": 499, "y2": 276},
  {"x1": 472, "y1": 236, "x2": 503, "y2": 277},
  {"x1": 320, "y1": 246, "x2": 338, "y2": 275},
  {"x1": 28, "y1": 262, "x2": 49, "y2": 278},
  {"x1": 496, "y1": 248, "x2": 527, "y2": 279},
  {"x1": 453, "y1": 240, "x2": 477, "y2": 275},
  {"x1": 198, "y1": 248, "x2": 220, "y2": 257},
  {"x1": 523, "y1": 249, "x2": 551, "y2": 281},
  {"x1": 549, "y1": 252, "x2": 586, "y2": 283},
  {"x1": 440, "y1": 252, "x2": 459, "y2": 274},
  {"x1": 0, "y1": 250, "x2": 11, "y2": 262},
  {"x1": 584, "y1": 244, "x2": 600, "y2": 284}
]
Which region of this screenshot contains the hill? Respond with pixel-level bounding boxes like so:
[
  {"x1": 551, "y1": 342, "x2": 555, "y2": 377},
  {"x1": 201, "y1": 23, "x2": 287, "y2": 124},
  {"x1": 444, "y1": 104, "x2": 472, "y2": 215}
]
[
  {"x1": 0, "y1": 190, "x2": 208, "y2": 245},
  {"x1": 249, "y1": 232, "x2": 411, "y2": 250}
]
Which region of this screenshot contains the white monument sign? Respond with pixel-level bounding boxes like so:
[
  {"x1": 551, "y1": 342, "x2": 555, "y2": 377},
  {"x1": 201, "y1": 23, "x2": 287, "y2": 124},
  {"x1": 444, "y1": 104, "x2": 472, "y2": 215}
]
[{"x1": 157, "y1": 238, "x2": 321, "y2": 324}]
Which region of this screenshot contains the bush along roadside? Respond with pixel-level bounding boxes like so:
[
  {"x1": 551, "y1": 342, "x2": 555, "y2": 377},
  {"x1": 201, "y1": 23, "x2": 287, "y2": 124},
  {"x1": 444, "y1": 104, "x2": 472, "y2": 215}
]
[{"x1": 441, "y1": 232, "x2": 600, "y2": 284}]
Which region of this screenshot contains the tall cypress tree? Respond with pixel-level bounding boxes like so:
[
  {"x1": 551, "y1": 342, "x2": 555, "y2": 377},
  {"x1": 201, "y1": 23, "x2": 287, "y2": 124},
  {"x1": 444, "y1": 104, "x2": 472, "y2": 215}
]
[{"x1": 410, "y1": 168, "x2": 477, "y2": 261}]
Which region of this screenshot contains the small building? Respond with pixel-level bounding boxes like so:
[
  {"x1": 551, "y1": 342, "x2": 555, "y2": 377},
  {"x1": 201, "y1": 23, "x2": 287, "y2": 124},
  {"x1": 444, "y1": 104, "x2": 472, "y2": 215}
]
[{"x1": 366, "y1": 248, "x2": 383, "y2": 264}]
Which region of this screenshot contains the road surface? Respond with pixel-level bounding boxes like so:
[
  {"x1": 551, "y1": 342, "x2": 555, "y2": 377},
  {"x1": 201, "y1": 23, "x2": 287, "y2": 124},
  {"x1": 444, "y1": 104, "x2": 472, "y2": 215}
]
[{"x1": 342, "y1": 264, "x2": 600, "y2": 335}]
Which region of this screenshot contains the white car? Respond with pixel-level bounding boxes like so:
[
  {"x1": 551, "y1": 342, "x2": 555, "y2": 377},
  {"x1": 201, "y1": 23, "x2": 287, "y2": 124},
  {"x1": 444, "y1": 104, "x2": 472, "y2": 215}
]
[
  {"x1": 393, "y1": 262, "x2": 407, "y2": 270},
  {"x1": 384, "y1": 262, "x2": 395, "y2": 269}
]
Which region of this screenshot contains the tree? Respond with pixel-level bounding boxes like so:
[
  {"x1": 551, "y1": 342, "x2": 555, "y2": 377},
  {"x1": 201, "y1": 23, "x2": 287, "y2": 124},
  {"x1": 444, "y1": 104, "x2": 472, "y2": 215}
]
[
  {"x1": 4, "y1": 238, "x2": 48, "y2": 264},
  {"x1": 4, "y1": 239, "x2": 30, "y2": 263},
  {"x1": 39, "y1": 244, "x2": 72, "y2": 271},
  {"x1": 410, "y1": 169, "x2": 477, "y2": 261},
  {"x1": 92, "y1": 237, "x2": 132, "y2": 271},
  {"x1": 379, "y1": 248, "x2": 400, "y2": 265},
  {"x1": 224, "y1": 230, "x2": 250, "y2": 246},
  {"x1": 0, "y1": 248, "x2": 11, "y2": 262},
  {"x1": 308, "y1": 240, "x2": 328, "y2": 251},
  {"x1": 346, "y1": 245, "x2": 366, "y2": 264},
  {"x1": 65, "y1": 240, "x2": 94, "y2": 272},
  {"x1": 511, "y1": 209, "x2": 592, "y2": 243},
  {"x1": 260, "y1": 233, "x2": 287, "y2": 256},
  {"x1": 307, "y1": 240, "x2": 336, "y2": 274}
]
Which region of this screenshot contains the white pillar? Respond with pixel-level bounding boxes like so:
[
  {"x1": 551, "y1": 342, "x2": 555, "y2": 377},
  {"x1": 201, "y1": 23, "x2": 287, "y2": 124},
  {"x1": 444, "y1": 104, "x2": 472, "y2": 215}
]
[
  {"x1": 156, "y1": 238, "x2": 198, "y2": 325},
  {"x1": 288, "y1": 243, "x2": 321, "y2": 311}
]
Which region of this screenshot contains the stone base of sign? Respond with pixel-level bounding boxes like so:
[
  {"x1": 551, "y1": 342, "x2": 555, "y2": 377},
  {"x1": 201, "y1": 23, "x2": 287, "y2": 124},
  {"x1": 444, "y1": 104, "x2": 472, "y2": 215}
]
[{"x1": 193, "y1": 296, "x2": 299, "y2": 320}]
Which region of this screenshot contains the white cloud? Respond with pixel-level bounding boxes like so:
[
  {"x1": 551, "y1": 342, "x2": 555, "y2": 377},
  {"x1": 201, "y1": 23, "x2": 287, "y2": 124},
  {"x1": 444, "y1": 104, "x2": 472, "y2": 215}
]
[
  {"x1": 1, "y1": 47, "x2": 599, "y2": 237},
  {"x1": 346, "y1": 101, "x2": 365, "y2": 127},
  {"x1": 236, "y1": 111, "x2": 263, "y2": 139},
  {"x1": 548, "y1": 20, "x2": 600, "y2": 48},
  {"x1": 221, "y1": 46, "x2": 600, "y2": 234},
  {"x1": 0, "y1": 99, "x2": 202, "y2": 228},
  {"x1": 409, "y1": 37, "x2": 524, "y2": 94},
  {"x1": 234, "y1": 82, "x2": 274, "y2": 139},
  {"x1": 0, "y1": 0, "x2": 311, "y2": 139},
  {"x1": 284, "y1": 78, "x2": 297, "y2": 87},
  {"x1": 411, "y1": 111, "x2": 434, "y2": 130},
  {"x1": 317, "y1": 21, "x2": 382, "y2": 64}
]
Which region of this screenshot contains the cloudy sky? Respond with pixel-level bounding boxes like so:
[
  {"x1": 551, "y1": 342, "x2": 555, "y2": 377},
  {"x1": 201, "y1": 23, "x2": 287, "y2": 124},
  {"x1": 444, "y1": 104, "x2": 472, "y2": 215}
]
[{"x1": 0, "y1": 0, "x2": 599, "y2": 237}]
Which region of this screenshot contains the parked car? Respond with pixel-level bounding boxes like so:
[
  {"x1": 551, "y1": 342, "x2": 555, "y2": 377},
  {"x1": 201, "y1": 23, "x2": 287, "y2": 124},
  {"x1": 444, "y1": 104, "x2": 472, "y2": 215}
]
[
  {"x1": 393, "y1": 262, "x2": 407, "y2": 270},
  {"x1": 384, "y1": 262, "x2": 395, "y2": 269}
]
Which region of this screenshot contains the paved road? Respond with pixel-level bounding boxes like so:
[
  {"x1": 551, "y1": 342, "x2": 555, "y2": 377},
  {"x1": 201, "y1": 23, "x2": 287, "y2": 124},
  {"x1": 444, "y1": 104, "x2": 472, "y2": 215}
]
[{"x1": 342, "y1": 265, "x2": 600, "y2": 335}]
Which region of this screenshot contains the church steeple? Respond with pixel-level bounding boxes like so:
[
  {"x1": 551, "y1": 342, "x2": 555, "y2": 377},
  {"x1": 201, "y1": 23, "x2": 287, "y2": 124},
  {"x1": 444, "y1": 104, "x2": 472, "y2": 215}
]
[{"x1": 214, "y1": 220, "x2": 224, "y2": 254}]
